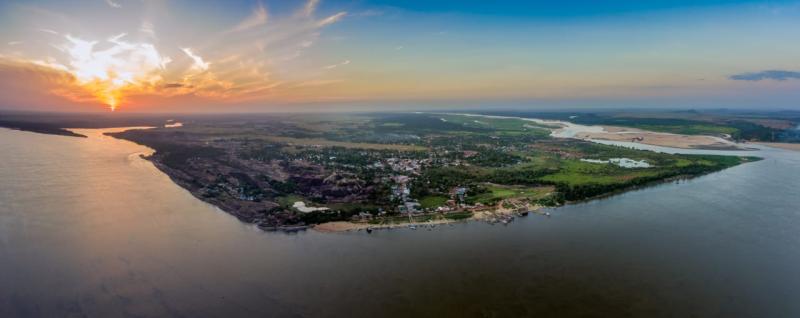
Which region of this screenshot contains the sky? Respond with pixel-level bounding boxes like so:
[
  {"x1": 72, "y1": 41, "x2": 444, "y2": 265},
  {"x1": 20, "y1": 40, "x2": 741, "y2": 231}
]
[{"x1": 0, "y1": 0, "x2": 799, "y2": 112}]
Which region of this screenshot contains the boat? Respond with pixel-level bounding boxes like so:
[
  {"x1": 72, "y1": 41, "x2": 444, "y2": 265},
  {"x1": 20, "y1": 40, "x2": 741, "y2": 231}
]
[{"x1": 366, "y1": 228, "x2": 373, "y2": 234}]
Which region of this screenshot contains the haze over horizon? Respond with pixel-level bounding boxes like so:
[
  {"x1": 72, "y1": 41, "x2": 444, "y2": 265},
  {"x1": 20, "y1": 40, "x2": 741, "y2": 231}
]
[{"x1": 1, "y1": 0, "x2": 800, "y2": 112}]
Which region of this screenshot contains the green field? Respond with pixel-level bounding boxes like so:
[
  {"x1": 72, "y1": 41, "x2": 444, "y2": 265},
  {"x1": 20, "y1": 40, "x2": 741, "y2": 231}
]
[
  {"x1": 439, "y1": 114, "x2": 551, "y2": 136},
  {"x1": 277, "y1": 195, "x2": 307, "y2": 208},
  {"x1": 469, "y1": 184, "x2": 553, "y2": 205},
  {"x1": 420, "y1": 195, "x2": 449, "y2": 209},
  {"x1": 538, "y1": 160, "x2": 659, "y2": 186}
]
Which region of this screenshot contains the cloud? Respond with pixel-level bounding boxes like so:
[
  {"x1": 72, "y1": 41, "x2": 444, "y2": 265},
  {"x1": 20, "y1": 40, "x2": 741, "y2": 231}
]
[
  {"x1": 230, "y1": 3, "x2": 268, "y2": 32},
  {"x1": 105, "y1": 0, "x2": 121, "y2": 8},
  {"x1": 293, "y1": 79, "x2": 343, "y2": 88},
  {"x1": 39, "y1": 28, "x2": 59, "y2": 35},
  {"x1": 730, "y1": 70, "x2": 800, "y2": 81},
  {"x1": 50, "y1": 34, "x2": 175, "y2": 109},
  {"x1": 0, "y1": 57, "x2": 89, "y2": 109},
  {"x1": 140, "y1": 21, "x2": 156, "y2": 38},
  {"x1": 352, "y1": 9, "x2": 383, "y2": 17},
  {"x1": 302, "y1": 0, "x2": 319, "y2": 17},
  {"x1": 324, "y1": 60, "x2": 350, "y2": 70},
  {"x1": 181, "y1": 48, "x2": 210, "y2": 71},
  {"x1": 317, "y1": 12, "x2": 347, "y2": 27},
  {"x1": 4, "y1": 0, "x2": 350, "y2": 111},
  {"x1": 163, "y1": 83, "x2": 187, "y2": 89}
]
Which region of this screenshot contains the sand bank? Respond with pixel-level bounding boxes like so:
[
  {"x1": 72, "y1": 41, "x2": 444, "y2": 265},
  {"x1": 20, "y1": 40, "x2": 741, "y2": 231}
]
[
  {"x1": 573, "y1": 126, "x2": 740, "y2": 150},
  {"x1": 754, "y1": 142, "x2": 800, "y2": 152}
]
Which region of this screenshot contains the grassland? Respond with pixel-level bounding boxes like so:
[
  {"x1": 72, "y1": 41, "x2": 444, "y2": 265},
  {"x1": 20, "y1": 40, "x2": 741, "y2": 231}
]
[
  {"x1": 538, "y1": 160, "x2": 660, "y2": 185},
  {"x1": 420, "y1": 195, "x2": 449, "y2": 209},
  {"x1": 469, "y1": 184, "x2": 553, "y2": 205},
  {"x1": 438, "y1": 114, "x2": 553, "y2": 134}
]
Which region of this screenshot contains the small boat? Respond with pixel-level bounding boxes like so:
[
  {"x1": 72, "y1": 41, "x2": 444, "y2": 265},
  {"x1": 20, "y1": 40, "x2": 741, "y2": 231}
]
[
  {"x1": 366, "y1": 228, "x2": 373, "y2": 234},
  {"x1": 408, "y1": 225, "x2": 417, "y2": 230},
  {"x1": 520, "y1": 211, "x2": 529, "y2": 216}
]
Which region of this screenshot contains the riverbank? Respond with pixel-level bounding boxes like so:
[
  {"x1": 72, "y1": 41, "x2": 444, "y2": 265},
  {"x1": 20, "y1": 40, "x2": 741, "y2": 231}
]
[
  {"x1": 0, "y1": 120, "x2": 87, "y2": 137},
  {"x1": 313, "y1": 206, "x2": 547, "y2": 233},
  {"x1": 451, "y1": 112, "x2": 744, "y2": 150},
  {"x1": 313, "y1": 219, "x2": 460, "y2": 232},
  {"x1": 754, "y1": 142, "x2": 800, "y2": 152}
]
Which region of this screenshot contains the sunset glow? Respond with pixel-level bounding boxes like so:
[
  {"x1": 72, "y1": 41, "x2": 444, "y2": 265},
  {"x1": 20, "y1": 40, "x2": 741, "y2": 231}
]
[
  {"x1": 57, "y1": 34, "x2": 172, "y2": 110},
  {"x1": 0, "y1": 0, "x2": 349, "y2": 111},
  {"x1": 1, "y1": 0, "x2": 800, "y2": 112}
]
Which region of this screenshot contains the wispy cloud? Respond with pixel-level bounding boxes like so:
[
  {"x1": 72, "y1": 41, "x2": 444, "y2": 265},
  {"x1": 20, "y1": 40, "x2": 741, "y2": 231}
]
[
  {"x1": 181, "y1": 48, "x2": 210, "y2": 71},
  {"x1": 35, "y1": 33, "x2": 175, "y2": 109},
  {"x1": 294, "y1": 79, "x2": 343, "y2": 88},
  {"x1": 302, "y1": 0, "x2": 320, "y2": 17},
  {"x1": 730, "y1": 70, "x2": 800, "y2": 81},
  {"x1": 317, "y1": 12, "x2": 347, "y2": 27},
  {"x1": 324, "y1": 60, "x2": 350, "y2": 70},
  {"x1": 352, "y1": 9, "x2": 384, "y2": 17},
  {"x1": 140, "y1": 21, "x2": 156, "y2": 39},
  {"x1": 39, "y1": 28, "x2": 59, "y2": 35},
  {"x1": 105, "y1": 0, "x2": 121, "y2": 8},
  {"x1": 230, "y1": 3, "x2": 268, "y2": 33},
  {"x1": 2, "y1": 0, "x2": 350, "y2": 110}
]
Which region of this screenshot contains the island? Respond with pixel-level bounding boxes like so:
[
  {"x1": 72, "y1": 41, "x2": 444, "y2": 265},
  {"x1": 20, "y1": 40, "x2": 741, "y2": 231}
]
[{"x1": 106, "y1": 112, "x2": 759, "y2": 232}]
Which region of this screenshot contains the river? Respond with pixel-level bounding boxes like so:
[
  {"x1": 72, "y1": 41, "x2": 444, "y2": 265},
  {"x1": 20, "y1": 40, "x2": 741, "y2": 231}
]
[{"x1": 1, "y1": 126, "x2": 799, "y2": 317}]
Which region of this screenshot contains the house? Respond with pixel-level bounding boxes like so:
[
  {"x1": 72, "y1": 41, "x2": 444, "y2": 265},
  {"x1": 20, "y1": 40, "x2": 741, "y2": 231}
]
[
  {"x1": 404, "y1": 201, "x2": 421, "y2": 214},
  {"x1": 454, "y1": 187, "x2": 468, "y2": 202}
]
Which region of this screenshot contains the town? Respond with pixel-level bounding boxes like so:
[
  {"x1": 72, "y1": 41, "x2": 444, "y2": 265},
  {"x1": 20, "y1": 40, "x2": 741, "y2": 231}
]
[{"x1": 110, "y1": 112, "x2": 752, "y2": 231}]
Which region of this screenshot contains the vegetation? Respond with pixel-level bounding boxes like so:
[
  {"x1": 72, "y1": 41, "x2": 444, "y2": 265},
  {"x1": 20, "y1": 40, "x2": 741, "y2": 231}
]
[
  {"x1": 420, "y1": 195, "x2": 449, "y2": 209},
  {"x1": 467, "y1": 185, "x2": 552, "y2": 205},
  {"x1": 106, "y1": 112, "x2": 758, "y2": 228},
  {"x1": 474, "y1": 110, "x2": 797, "y2": 142}
]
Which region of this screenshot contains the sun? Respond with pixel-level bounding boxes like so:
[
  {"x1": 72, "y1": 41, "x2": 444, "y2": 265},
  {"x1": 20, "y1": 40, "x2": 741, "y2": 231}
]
[{"x1": 61, "y1": 34, "x2": 171, "y2": 111}]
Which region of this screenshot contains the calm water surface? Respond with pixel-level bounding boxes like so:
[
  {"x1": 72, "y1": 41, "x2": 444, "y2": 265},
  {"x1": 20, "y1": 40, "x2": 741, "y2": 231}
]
[{"x1": 1, "y1": 127, "x2": 799, "y2": 317}]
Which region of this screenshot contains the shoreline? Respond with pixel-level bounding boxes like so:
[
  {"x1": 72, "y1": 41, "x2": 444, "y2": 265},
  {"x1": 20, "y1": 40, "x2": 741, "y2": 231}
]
[
  {"x1": 79, "y1": 122, "x2": 758, "y2": 234},
  {"x1": 313, "y1": 207, "x2": 548, "y2": 233},
  {"x1": 448, "y1": 112, "x2": 745, "y2": 150},
  {"x1": 753, "y1": 142, "x2": 800, "y2": 152},
  {"x1": 0, "y1": 124, "x2": 86, "y2": 138}
]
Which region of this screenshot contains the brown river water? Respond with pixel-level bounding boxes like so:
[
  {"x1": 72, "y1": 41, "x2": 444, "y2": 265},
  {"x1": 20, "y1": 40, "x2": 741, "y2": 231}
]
[{"x1": 1, "y1": 127, "x2": 800, "y2": 317}]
